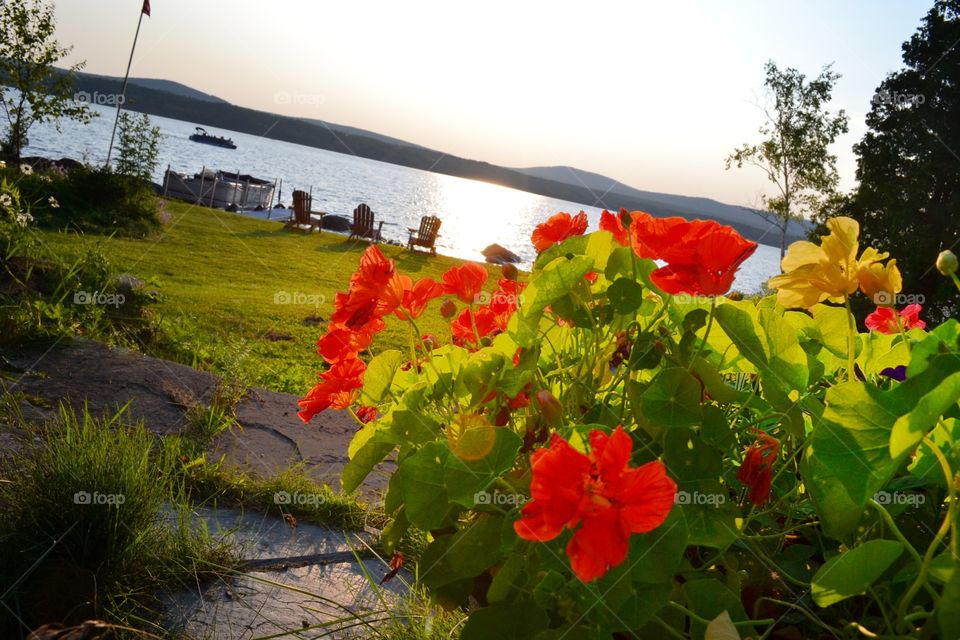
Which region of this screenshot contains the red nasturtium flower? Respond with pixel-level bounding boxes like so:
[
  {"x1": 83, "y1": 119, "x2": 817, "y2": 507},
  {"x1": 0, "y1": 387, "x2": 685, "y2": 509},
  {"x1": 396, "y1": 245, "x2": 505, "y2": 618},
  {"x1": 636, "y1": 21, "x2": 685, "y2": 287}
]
[
  {"x1": 599, "y1": 209, "x2": 629, "y2": 247},
  {"x1": 396, "y1": 276, "x2": 444, "y2": 319},
  {"x1": 531, "y1": 211, "x2": 589, "y2": 253},
  {"x1": 354, "y1": 405, "x2": 378, "y2": 424},
  {"x1": 514, "y1": 426, "x2": 677, "y2": 582},
  {"x1": 865, "y1": 304, "x2": 926, "y2": 334},
  {"x1": 301, "y1": 245, "x2": 411, "y2": 423},
  {"x1": 629, "y1": 212, "x2": 757, "y2": 296},
  {"x1": 450, "y1": 306, "x2": 500, "y2": 346},
  {"x1": 737, "y1": 431, "x2": 780, "y2": 506},
  {"x1": 298, "y1": 356, "x2": 367, "y2": 422},
  {"x1": 442, "y1": 263, "x2": 489, "y2": 304}
]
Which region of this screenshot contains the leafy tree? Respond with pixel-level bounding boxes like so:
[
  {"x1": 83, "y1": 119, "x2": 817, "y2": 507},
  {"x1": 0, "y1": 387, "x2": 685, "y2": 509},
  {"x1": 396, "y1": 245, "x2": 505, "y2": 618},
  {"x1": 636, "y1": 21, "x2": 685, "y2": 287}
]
[
  {"x1": 115, "y1": 111, "x2": 161, "y2": 181},
  {"x1": 846, "y1": 0, "x2": 960, "y2": 321},
  {"x1": 727, "y1": 61, "x2": 849, "y2": 257},
  {"x1": 0, "y1": 0, "x2": 92, "y2": 160}
]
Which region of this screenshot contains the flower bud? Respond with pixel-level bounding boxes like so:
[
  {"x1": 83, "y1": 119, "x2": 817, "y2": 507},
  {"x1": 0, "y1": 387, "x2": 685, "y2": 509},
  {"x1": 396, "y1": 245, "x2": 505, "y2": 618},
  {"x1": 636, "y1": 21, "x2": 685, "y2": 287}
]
[
  {"x1": 440, "y1": 299, "x2": 457, "y2": 318},
  {"x1": 937, "y1": 250, "x2": 958, "y2": 276},
  {"x1": 534, "y1": 390, "x2": 563, "y2": 424}
]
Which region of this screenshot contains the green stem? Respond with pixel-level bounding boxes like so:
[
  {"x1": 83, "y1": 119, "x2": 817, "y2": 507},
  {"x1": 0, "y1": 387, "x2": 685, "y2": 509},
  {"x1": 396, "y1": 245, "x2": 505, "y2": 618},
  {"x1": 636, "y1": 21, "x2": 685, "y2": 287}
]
[
  {"x1": 754, "y1": 598, "x2": 839, "y2": 638},
  {"x1": 651, "y1": 615, "x2": 687, "y2": 640},
  {"x1": 687, "y1": 296, "x2": 717, "y2": 371},
  {"x1": 950, "y1": 272, "x2": 960, "y2": 294},
  {"x1": 666, "y1": 602, "x2": 774, "y2": 628},
  {"x1": 897, "y1": 435, "x2": 956, "y2": 632},
  {"x1": 869, "y1": 499, "x2": 924, "y2": 569},
  {"x1": 844, "y1": 295, "x2": 858, "y2": 382},
  {"x1": 469, "y1": 302, "x2": 481, "y2": 346}
]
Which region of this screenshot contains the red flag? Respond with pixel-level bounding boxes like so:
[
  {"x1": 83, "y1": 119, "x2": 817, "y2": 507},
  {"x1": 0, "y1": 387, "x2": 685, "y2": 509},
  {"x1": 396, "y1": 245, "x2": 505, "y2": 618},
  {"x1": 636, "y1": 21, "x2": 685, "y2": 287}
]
[{"x1": 142, "y1": 0, "x2": 151, "y2": 16}]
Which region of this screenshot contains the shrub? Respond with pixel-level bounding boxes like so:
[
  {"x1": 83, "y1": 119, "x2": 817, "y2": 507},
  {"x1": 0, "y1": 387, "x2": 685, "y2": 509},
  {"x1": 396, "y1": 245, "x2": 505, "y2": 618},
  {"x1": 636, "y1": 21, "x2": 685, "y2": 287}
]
[
  {"x1": 114, "y1": 111, "x2": 161, "y2": 181},
  {"x1": 0, "y1": 174, "x2": 160, "y2": 346},
  {"x1": 0, "y1": 404, "x2": 236, "y2": 636},
  {"x1": 300, "y1": 210, "x2": 960, "y2": 638},
  {"x1": 13, "y1": 164, "x2": 161, "y2": 237}
]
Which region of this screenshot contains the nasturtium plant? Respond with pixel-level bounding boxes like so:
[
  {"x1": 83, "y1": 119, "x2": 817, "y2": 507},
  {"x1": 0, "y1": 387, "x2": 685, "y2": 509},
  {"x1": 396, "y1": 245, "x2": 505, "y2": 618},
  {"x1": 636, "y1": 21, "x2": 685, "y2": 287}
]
[{"x1": 302, "y1": 212, "x2": 960, "y2": 639}]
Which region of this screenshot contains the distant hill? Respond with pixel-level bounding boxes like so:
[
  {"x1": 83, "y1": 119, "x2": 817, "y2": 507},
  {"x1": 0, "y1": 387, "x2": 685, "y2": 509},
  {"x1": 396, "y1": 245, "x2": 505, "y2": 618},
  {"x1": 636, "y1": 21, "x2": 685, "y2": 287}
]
[
  {"x1": 515, "y1": 165, "x2": 812, "y2": 240},
  {"x1": 33, "y1": 68, "x2": 802, "y2": 246},
  {"x1": 298, "y1": 118, "x2": 428, "y2": 150},
  {"x1": 79, "y1": 73, "x2": 228, "y2": 103}
]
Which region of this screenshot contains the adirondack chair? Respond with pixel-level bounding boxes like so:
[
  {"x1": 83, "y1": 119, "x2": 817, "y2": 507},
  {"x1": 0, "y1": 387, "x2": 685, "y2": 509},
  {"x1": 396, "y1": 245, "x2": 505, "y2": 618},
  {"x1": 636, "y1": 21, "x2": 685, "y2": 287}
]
[
  {"x1": 348, "y1": 203, "x2": 383, "y2": 242},
  {"x1": 407, "y1": 215, "x2": 442, "y2": 254},
  {"x1": 283, "y1": 190, "x2": 324, "y2": 232}
]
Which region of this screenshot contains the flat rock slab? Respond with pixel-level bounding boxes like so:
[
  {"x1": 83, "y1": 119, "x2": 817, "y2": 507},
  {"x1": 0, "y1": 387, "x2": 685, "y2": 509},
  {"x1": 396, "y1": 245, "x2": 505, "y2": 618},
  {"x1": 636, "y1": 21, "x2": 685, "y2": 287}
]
[
  {"x1": 0, "y1": 338, "x2": 390, "y2": 498},
  {"x1": 162, "y1": 507, "x2": 405, "y2": 639},
  {"x1": 165, "y1": 560, "x2": 404, "y2": 639},
  {"x1": 170, "y1": 506, "x2": 376, "y2": 560}
]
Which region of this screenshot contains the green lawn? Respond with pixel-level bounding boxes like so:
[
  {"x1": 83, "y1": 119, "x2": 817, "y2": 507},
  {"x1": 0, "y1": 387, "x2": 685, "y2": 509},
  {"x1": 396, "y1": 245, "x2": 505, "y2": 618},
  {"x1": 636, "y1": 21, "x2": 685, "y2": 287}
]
[{"x1": 39, "y1": 200, "x2": 498, "y2": 394}]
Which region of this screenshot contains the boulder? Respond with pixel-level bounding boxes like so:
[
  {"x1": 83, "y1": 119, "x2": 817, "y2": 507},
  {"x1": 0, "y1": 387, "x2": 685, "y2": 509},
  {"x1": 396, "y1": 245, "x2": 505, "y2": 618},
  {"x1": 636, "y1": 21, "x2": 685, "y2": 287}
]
[
  {"x1": 321, "y1": 215, "x2": 351, "y2": 232},
  {"x1": 482, "y1": 243, "x2": 521, "y2": 264}
]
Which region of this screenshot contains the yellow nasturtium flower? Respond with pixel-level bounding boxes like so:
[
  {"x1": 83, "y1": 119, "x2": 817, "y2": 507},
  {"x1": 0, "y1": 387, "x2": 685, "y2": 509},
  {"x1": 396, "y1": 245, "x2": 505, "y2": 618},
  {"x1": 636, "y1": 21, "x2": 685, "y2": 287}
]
[
  {"x1": 857, "y1": 254, "x2": 902, "y2": 305},
  {"x1": 768, "y1": 217, "x2": 901, "y2": 309}
]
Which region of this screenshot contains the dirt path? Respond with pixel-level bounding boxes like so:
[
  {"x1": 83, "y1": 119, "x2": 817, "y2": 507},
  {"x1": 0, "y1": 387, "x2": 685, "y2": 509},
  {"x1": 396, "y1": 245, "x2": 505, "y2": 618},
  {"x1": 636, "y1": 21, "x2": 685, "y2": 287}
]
[{"x1": 1, "y1": 338, "x2": 392, "y2": 498}]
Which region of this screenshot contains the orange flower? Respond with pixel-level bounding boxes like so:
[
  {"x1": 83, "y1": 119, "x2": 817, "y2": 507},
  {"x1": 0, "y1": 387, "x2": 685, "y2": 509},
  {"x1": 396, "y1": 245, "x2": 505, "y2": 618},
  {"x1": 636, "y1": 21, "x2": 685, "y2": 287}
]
[
  {"x1": 599, "y1": 209, "x2": 629, "y2": 246},
  {"x1": 514, "y1": 426, "x2": 677, "y2": 582},
  {"x1": 487, "y1": 278, "x2": 526, "y2": 328},
  {"x1": 450, "y1": 307, "x2": 500, "y2": 346},
  {"x1": 531, "y1": 211, "x2": 589, "y2": 253},
  {"x1": 736, "y1": 431, "x2": 779, "y2": 506},
  {"x1": 354, "y1": 405, "x2": 378, "y2": 424},
  {"x1": 865, "y1": 304, "x2": 926, "y2": 334},
  {"x1": 442, "y1": 263, "x2": 489, "y2": 304},
  {"x1": 317, "y1": 321, "x2": 382, "y2": 363},
  {"x1": 628, "y1": 212, "x2": 689, "y2": 260},
  {"x1": 629, "y1": 212, "x2": 757, "y2": 296},
  {"x1": 298, "y1": 357, "x2": 367, "y2": 422},
  {"x1": 395, "y1": 276, "x2": 444, "y2": 319}
]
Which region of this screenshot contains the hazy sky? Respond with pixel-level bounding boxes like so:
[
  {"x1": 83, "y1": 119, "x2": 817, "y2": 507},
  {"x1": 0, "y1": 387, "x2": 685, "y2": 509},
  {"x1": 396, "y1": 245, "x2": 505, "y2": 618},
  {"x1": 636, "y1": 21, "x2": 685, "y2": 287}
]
[{"x1": 52, "y1": 0, "x2": 931, "y2": 205}]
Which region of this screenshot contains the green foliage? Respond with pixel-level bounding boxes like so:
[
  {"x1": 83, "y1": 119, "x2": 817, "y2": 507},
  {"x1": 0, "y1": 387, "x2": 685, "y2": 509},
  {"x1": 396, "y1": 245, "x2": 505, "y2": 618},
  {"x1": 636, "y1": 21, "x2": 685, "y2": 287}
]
[
  {"x1": 0, "y1": 177, "x2": 160, "y2": 346},
  {"x1": 0, "y1": 404, "x2": 238, "y2": 636},
  {"x1": 17, "y1": 164, "x2": 162, "y2": 237},
  {"x1": 331, "y1": 222, "x2": 960, "y2": 639},
  {"x1": 726, "y1": 60, "x2": 849, "y2": 255},
  {"x1": 845, "y1": 0, "x2": 960, "y2": 322},
  {"x1": 114, "y1": 111, "x2": 161, "y2": 180},
  {"x1": 0, "y1": 0, "x2": 94, "y2": 159}
]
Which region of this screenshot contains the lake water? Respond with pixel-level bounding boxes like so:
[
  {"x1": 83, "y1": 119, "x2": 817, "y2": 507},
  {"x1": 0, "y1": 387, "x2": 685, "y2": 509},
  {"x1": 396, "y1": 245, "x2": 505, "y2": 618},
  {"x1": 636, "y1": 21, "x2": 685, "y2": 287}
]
[{"x1": 24, "y1": 104, "x2": 781, "y2": 291}]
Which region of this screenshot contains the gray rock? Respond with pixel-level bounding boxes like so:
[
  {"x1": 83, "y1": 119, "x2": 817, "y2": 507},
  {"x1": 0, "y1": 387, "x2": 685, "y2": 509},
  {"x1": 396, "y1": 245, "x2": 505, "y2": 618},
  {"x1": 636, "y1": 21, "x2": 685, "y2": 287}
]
[{"x1": 482, "y1": 243, "x2": 521, "y2": 264}]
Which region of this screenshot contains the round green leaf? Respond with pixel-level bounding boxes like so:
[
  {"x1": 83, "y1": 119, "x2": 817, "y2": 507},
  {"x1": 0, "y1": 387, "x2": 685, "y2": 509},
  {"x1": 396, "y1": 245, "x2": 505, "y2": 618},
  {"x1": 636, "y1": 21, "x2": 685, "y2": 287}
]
[
  {"x1": 811, "y1": 539, "x2": 903, "y2": 607},
  {"x1": 607, "y1": 277, "x2": 645, "y2": 315}
]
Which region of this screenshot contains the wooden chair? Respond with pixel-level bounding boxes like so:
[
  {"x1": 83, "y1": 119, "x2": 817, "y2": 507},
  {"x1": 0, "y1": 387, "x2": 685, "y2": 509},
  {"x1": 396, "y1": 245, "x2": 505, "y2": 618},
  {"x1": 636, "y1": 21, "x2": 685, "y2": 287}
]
[
  {"x1": 348, "y1": 203, "x2": 383, "y2": 242},
  {"x1": 407, "y1": 215, "x2": 442, "y2": 254},
  {"x1": 283, "y1": 190, "x2": 325, "y2": 233}
]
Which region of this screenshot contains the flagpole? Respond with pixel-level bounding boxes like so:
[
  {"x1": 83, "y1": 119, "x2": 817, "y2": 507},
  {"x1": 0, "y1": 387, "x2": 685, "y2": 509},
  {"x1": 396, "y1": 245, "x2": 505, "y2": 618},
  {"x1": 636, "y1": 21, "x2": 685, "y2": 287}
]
[{"x1": 105, "y1": 5, "x2": 147, "y2": 166}]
